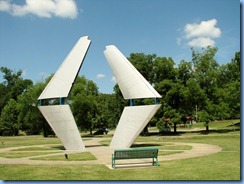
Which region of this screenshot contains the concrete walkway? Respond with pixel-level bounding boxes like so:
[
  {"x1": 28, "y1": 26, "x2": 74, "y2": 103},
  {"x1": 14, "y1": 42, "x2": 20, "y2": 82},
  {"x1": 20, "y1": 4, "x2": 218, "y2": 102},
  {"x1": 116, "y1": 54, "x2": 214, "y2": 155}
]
[{"x1": 0, "y1": 138, "x2": 222, "y2": 169}]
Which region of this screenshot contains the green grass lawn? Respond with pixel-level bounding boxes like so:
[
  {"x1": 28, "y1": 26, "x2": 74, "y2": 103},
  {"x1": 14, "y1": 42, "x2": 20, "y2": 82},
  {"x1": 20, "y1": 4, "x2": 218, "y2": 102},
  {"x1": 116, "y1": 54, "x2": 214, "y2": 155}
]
[
  {"x1": 0, "y1": 136, "x2": 60, "y2": 148},
  {"x1": 0, "y1": 136, "x2": 92, "y2": 149},
  {"x1": 158, "y1": 150, "x2": 183, "y2": 156},
  {"x1": 11, "y1": 145, "x2": 65, "y2": 151},
  {"x1": 177, "y1": 119, "x2": 240, "y2": 131},
  {"x1": 0, "y1": 147, "x2": 240, "y2": 180},
  {"x1": 0, "y1": 119, "x2": 240, "y2": 180},
  {"x1": 31, "y1": 152, "x2": 96, "y2": 161},
  {"x1": 0, "y1": 151, "x2": 61, "y2": 158}
]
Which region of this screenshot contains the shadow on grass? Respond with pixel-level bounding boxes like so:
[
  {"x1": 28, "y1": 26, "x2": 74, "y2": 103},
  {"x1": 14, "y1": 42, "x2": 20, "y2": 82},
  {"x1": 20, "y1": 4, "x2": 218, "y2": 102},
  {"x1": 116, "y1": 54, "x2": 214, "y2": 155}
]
[
  {"x1": 81, "y1": 134, "x2": 113, "y2": 138},
  {"x1": 51, "y1": 145, "x2": 65, "y2": 150},
  {"x1": 227, "y1": 122, "x2": 240, "y2": 127},
  {"x1": 85, "y1": 144, "x2": 104, "y2": 148},
  {"x1": 82, "y1": 134, "x2": 103, "y2": 138},
  {"x1": 131, "y1": 143, "x2": 162, "y2": 148},
  {"x1": 113, "y1": 162, "x2": 157, "y2": 169},
  {"x1": 198, "y1": 128, "x2": 240, "y2": 135},
  {"x1": 143, "y1": 127, "x2": 240, "y2": 137}
]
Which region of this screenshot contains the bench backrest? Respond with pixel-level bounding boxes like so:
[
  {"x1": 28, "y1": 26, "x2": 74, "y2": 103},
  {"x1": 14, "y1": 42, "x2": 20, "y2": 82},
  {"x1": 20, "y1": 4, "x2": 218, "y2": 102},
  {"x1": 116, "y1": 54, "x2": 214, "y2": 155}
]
[{"x1": 114, "y1": 148, "x2": 158, "y2": 159}]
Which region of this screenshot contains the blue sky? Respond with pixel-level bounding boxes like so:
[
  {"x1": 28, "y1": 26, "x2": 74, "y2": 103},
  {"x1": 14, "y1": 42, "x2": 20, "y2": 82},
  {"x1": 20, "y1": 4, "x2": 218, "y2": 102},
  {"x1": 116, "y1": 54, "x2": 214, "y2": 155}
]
[{"x1": 0, "y1": 0, "x2": 240, "y2": 94}]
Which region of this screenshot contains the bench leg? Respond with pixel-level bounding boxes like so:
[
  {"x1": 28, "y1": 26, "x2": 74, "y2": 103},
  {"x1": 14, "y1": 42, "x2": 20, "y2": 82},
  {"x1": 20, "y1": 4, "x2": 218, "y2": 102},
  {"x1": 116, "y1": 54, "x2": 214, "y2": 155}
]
[
  {"x1": 112, "y1": 159, "x2": 116, "y2": 168},
  {"x1": 112, "y1": 155, "x2": 115, "y2": 168},
  {"x1": 152, "y1": 157, "x2": 158, "y2": 167},
  {"x1": 112, "y1": 159, "x2": 114, "y2": 168}
]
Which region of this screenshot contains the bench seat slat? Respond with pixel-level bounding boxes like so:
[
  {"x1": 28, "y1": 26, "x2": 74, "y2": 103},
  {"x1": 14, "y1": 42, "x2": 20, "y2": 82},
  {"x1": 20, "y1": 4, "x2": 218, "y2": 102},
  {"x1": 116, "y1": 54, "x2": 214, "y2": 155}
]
[{"x1": 114, "y1": 150, "x2": 158, "y2": 159}]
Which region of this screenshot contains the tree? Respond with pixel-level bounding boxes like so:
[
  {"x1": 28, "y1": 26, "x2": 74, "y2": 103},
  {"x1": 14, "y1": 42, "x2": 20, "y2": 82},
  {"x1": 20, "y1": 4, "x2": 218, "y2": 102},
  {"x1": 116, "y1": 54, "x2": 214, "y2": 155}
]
[
  {"x1": 164, "y1": 82, "x2": 186, "y2": 111},
  {"x1": 190, "y1": 47, "x2": 240, "y2": 120},
  {"x1": 129, "y1": 53, "x2": 156, "y2": 83},
  {"x1": 0, "y1": 83, "x2": 8, "y2": 113},
  {"x1": 153, "y1": 57, "x2": 177, "y2": 83},
  {"x1": 184, "y1": 78, "x2": 207, "y2": 114},
  {"x1": 17, "y1": 82, "x2": 52, "y2": 136},
  {"x1": 198, "y1": 110, "x2": 212, "y2": 132},
  {"x1": 0, "y1": 99, "x2": 19, "y2": 135},
  {"x1": 113, "y1": 47, "x2": 240, "y2": 134},
  {"x1": 218, "y1": 51, "x2": 240, "y2": 86},
  {"x1": 0, "y1": 67, "x2": 32, "y2": 113},
  {"x1": 177, "y1": 60, "x2": 194, "y2": 85},
  {"x1": 0, "y1": 67, "x2": 33, "y2": 99},
  {"x1": 217, "y1": 52, "x2": 240, "y2": 119},
  {"x1": 226, "y1": 81, "x2": 240, "y2": 119},
  {"x1": 191, "y1": 46, "x2": 219, "y2": 99},
  {"x1": 72, "y1": 93, "x2": 97, "y2": 134},
  {"x1": 170, "y1": 113, "x2": 181, "y2": 133},
  {"x1": 96, "y1": 93, "x2": 119, "y2": 129},
  {"x1": 161, "y1": 108, "x2": 181, "y2": 133},
  {"x1": 70, "y1": 76, "x2": 99, "y2": 134}
]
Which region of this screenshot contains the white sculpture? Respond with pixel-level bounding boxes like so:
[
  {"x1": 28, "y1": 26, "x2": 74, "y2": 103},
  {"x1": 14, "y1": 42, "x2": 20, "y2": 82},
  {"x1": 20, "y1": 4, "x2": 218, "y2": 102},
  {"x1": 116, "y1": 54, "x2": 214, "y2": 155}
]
[
  {"x1": 38, "y1": 38, "x2": 161, "y2": 150},
  {"x1": 104, "y1": 45, "x2": 161, "y2": 100},
  {"x1": 38, "y1": 105, "x2": 85, "y2": 150},
  {"x1": 38, "y1": 36, "x2": 91, "y2": 100},
  {"x1": 104, "y1": 45, "x2": 162, "y2": 148},
  {"x1": 38, "y1": 36, "x2": 91, "y2": 151},
  {"x1": 109, "y1": 104, "x2": 161, "y2": 148}
]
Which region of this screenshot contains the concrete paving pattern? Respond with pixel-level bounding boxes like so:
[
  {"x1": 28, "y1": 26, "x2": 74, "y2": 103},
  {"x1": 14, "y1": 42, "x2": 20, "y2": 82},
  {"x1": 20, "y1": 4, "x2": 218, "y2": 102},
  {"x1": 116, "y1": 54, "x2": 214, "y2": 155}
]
[{"x1": 0, "y1": 137, "x2": 222, "y2": 169}]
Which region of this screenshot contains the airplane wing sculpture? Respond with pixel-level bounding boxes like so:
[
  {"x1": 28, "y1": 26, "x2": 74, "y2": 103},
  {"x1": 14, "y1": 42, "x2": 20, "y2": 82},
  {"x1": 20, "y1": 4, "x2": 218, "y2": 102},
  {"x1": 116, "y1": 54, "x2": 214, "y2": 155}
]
[
  {"x1": 38, "y1": 38, "x2": 160, "y2": 150},
  {"x1": 38, "y1": 105, "x2": 85, "y2": 150},
  {"x1": 104, "y1": 45, "x2": 162, "y2": 148},
  {"x1": 109, "y1": 104, "x2": 161, "y2": 148},
  {"x1": 38, "y1": 36, "x2": 91, "y2": 100},
  {"x1": 38, "y1": 36, "x2": 91, "y2": 151},
  {"x1": 104, "y1": 45, "x2": 161, "y2": 100}
]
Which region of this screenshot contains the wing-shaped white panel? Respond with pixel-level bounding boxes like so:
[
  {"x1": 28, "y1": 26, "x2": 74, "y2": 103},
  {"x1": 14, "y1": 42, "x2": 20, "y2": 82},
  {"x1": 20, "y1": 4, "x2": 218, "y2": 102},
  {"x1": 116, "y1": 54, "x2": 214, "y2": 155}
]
[
  {"x1": 38, "y1": 105, "x2": 85, "y2": 150},
  {"x1": 38, "y1": 36, "x2": 91, "y2": 100},
  {"x1": 104, "y1": 45, "x2": 161, "y2": 99},
  {"x1": 110, "y1": 104, "x2": 161, "y2": 148}
]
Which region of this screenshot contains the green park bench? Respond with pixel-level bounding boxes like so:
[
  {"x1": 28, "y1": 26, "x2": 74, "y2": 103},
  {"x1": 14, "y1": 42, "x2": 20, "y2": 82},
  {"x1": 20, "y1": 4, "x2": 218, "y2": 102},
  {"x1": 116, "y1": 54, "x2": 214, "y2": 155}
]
[{"x1": 112, "y1": 147, "x2": 159, "y2": 168}]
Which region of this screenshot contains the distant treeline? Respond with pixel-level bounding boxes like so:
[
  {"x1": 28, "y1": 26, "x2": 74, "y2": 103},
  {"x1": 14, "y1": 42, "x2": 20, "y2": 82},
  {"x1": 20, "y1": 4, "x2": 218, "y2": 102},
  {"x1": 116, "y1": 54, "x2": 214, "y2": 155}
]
[{"x1": 0, "y1": 46, "x2": 240, "y2": 136}]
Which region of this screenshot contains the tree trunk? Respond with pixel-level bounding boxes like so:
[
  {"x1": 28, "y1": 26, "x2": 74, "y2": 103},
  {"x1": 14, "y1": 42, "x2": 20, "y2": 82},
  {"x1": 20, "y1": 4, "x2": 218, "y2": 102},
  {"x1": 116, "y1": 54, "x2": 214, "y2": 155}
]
[
  {"x1": 143, "y1": 126, "x2": 149, "y2": 134},
  {"x1": 206, "y1": 123, "x2": 209, "y2": 132},
  {"x1": 174, "y1": 123, "x2": 177, "y2": 133},
  {"x1": 43, "y1": 122, "x2": 48, "y2": 137},
  {"x1": 14, "y1": 129, "x2": 19, "y2": 136},
  {"x1": 141, "y1": 125, "x2": 149, "y2": 135}
]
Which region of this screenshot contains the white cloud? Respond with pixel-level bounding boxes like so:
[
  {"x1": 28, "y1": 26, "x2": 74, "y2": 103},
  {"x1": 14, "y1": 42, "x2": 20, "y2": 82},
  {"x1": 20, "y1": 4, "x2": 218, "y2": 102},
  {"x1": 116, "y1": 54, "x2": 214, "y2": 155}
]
[
  {"x1": 96, "y1": 73, "x2": 105, "y2": 79},
  {"x1": 0, "y1": 0, "x2": 78, "y2": 19},
  {"x1": 0, "y1": 0, "x2": 10, "y2": 11},
  {"x1": 54, "y1": 0, "x2": 78, "y2": 18},
  {"x1": 178, "y1": 19, "x2": 221, "y2": 48},
  {"x1": 187, "y1": 37, "x2": 215, "y2": 48},
  {"x1": 184, "y1": 19, "x2": 221, "y2": 39}
]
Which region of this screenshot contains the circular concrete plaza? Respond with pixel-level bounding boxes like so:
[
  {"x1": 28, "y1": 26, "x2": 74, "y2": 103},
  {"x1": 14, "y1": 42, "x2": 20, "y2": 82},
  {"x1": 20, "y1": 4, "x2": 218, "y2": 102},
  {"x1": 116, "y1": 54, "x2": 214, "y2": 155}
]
[{"x1": 0, "y1": 137, "x2": 222, "y2": 169}]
